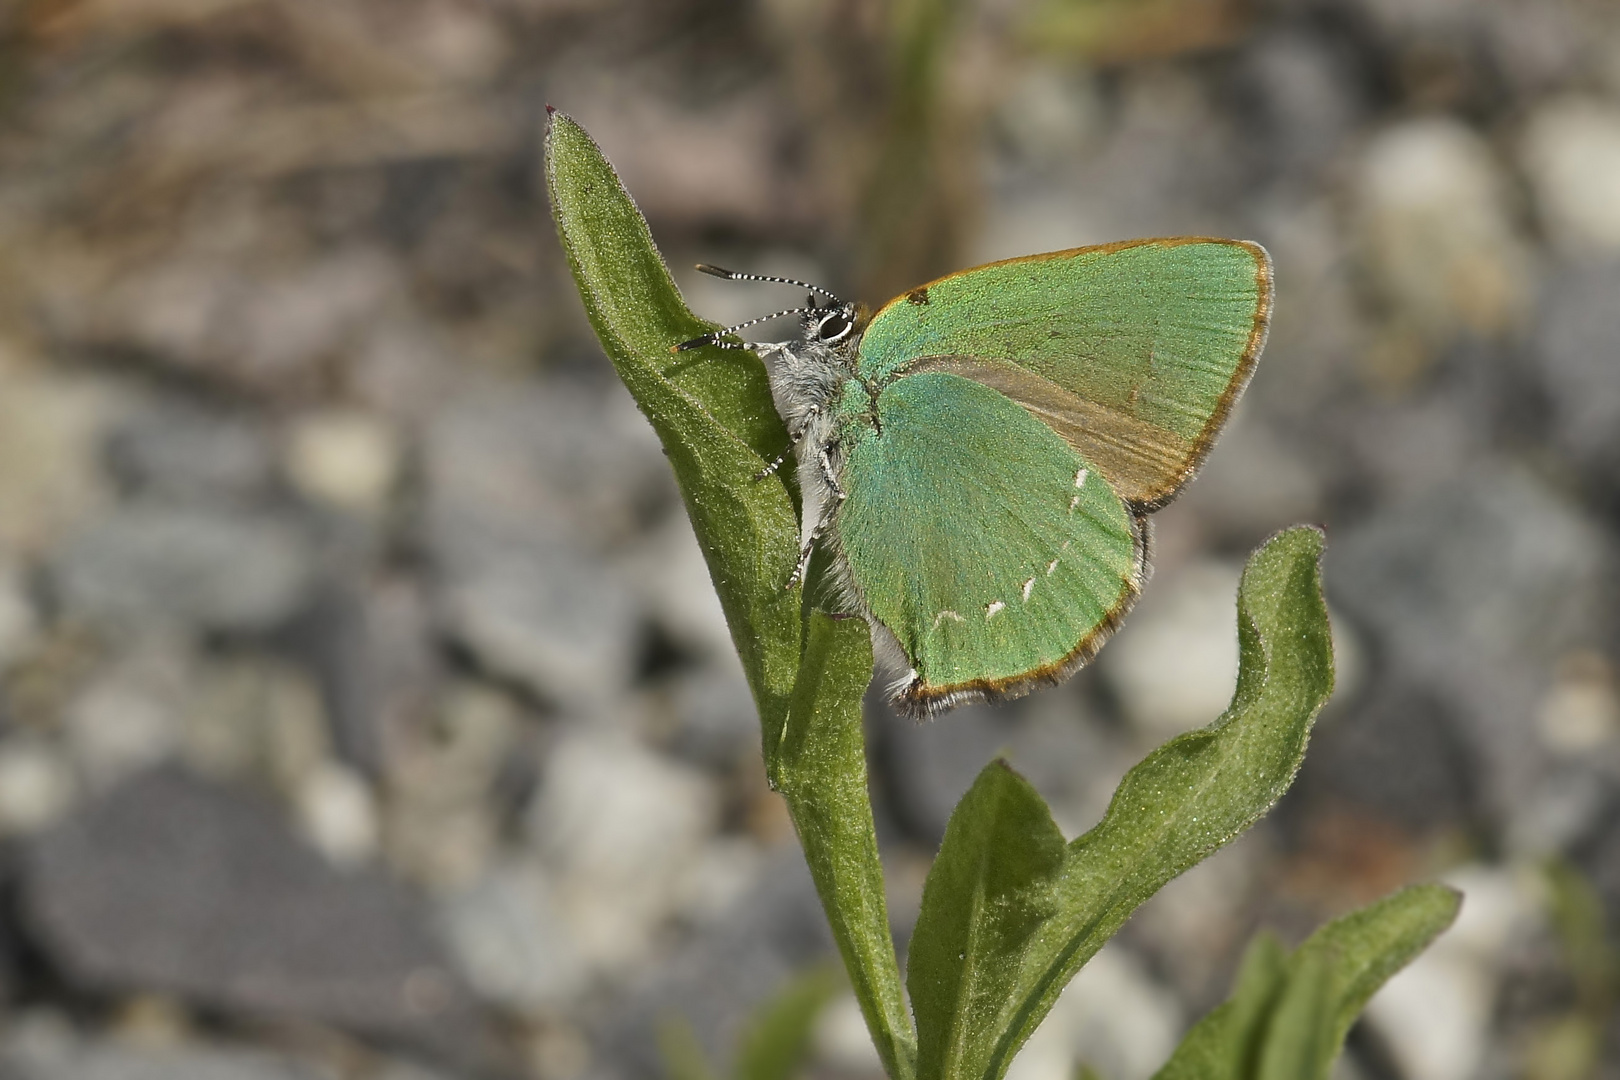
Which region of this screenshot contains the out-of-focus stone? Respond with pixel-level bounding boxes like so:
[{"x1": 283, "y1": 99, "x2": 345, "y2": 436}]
[
  {"x1": 527, "y1": 730, "x2": 720, "y2": 974},
  {"x1": 1362, "y1": 864, "x2": 1538, "y2": 1080},
  {"x1": 1536, "y1": 651, "x2": 1620, "y2": 756},
  {"x1": 63, "y1": 641, "x2": 190, "y2": 791},
  {"x1": 0, "y1": 738, "x2": 77, "y2": 838},
  {"x1": 1534, "y1": 259, "x2": 1620, "y2": 481},
  {"x1": 1004, "y1": 944, "x2": 1182, "y2": 1080},
  {"x1": 425, "y1": 379, "x2": 665, "y2": 707},
  {"x1": 180, "y1": 657, "x2": 330, "y2": 800},
  {"x1": 21, "y1": 767, "x2": 479, "y2": 1050},
  {"x1": 383, "y1": 682, "x2": 520, "y2": 893},
  {"x1": 595, "y1": 847, "x2": 833, "y2": 1079},
  {"x1": 283, "y1": 409, "x2": 402, "y2": 516},
  {"x1": 1100, "y1": 560, "x2": 1243, "y2": 742},
  {"x1": 437, "y1": 857, "x2": 589, "y2": 1014},
  {"x1": 0, "y1": 558, "x2": 40, "y2": 669},
  {"x1": 51, "y1": 506, "x2": 314, "y2": 635},
  {"x1": 293, "y1": 760, "x2": 380, "y2": 866},
  {"x1": 1329, "y1": 465, "x2": 1614, "y2": 813},
  {"x1": 0, "y1": 367, "x2": 118, "y2": 556},
  {"x1": 1171, "y1": 416, "x2": 1323, "y2": 546},
  {"x1": 876, "y1": 689, "x2": 1130, "y2": 845},
  {"x1": 621, "y1": 515, "x2": 735, "y2": 665},
  {"x1": 1353, "y1": 118, "x2": 1532, "y2": 348},
  {"x1": 104, "y1": 402, "x2": 274, "y2": 503},
  {"x1": 0, "y1": 1037, "x2": 325, "y2": 1080},
  {"x1": 812, "y1": 992, "x2": 885, "y2": 1075},
  {"x1": 1521, "y1": 97, "x2": 1620, "y2": 255}
]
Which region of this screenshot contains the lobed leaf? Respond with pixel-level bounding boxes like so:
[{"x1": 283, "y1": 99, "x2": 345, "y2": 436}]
[{"x1": 909, "y1": 526, "x2": 1335, "y2": 1080}]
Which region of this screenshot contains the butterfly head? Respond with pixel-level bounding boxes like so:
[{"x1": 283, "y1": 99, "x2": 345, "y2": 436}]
[{"x1": 672, "y1": 264, "x2": 861, "y2": 354}]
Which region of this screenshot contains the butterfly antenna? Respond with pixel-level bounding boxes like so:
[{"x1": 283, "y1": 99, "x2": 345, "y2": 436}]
[
  {"x1": 673, "y1": 306, "x2": 819, "y2": 352},
  {"x1": 695, "y1": 263, "x2": 843, "y2": 305}
]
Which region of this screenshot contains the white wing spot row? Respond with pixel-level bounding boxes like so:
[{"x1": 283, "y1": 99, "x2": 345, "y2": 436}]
[{"x1": 985, "y1": 600, "x2": 1006, "y2": 619}]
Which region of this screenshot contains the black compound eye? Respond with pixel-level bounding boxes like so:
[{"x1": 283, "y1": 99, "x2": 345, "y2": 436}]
[{"x1": 816, "y1": 311, "x2": 853, "y2": 343}]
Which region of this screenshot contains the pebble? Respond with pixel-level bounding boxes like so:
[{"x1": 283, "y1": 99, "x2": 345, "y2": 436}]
[
  {"x1": 1520, "y1": 97, "x2": 1620, "y2": 255},
  {"x1": 283, "y1": 409, "x2": 402, "y2": 517},
  {"x1": 1534, "y1": 258, "x2": 1620, "y2": 481},
  {"x1": 51, "y1": 505, "x2": 314, "y2": 636},
  {"x1": 436, "y1": 858, "x2": 589, "y2": 1014},
  {"x1": 526, "y1": 730, "x2": 720, "y2": 973},
  {"x1": 1004, "y1": 943, "x2": 1182, "y2": 1080},
  {"x1": 1362, "y1": 864, "x2": 1538, "y2": 1080},
  {"x1": 1353, "y1": 118, "x2": 1531, "y2": 347},
  {"x1": 293, "y1": 760, "x2": 380, "y2": 866},
  {"x1": 104, "y1": 401, "x2": 273, "y2": 503},
  {"x1": 21, "y1": 767, "x2": 478, "y2": 1052},
  {"x1": 0, "y1": 739, "x2": 77, "y2": 838},
  {"x1": 1099, "y1": 560, "x2": 1243, "y2": 743},
  {"x1": 1329, "y1": 465, "x2": 1614, "y2": 812},
  {"x1": 0, "y1": 559, "x2": 40, "y2": 669}
]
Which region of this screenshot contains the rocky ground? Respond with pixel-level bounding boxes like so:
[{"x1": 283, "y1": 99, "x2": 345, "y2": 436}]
[{"x1": 0, "y1": 0, "x2": 1618, "y2": 1078}]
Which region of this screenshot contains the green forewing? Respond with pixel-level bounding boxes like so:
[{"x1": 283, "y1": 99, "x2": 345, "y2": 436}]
[
  {"x1": 836, "y1": 373, "x2": 1141, "y2": 698},
  {"x1": 857, "y1": 238, "x2": 1271, "y2": 507}
]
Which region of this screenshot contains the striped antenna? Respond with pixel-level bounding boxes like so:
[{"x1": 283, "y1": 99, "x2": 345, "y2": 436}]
[
  {"x1": 674, "y1": 305, "x2": 823, "y2": 352},
  {"x1": 695, "y1": 264, "x2": 842, "y2": 304}
]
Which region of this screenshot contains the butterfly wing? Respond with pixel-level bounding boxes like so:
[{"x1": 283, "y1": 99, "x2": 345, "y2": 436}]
[
  {"x1": 834, "y1": 371, "x2": 1145, "y2": 717},
  {"x1": 856, "y1": 238, "x2": 1272, "y2": 508}
]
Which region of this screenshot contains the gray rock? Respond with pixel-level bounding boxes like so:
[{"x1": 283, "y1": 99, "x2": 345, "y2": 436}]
[
  {"x1": 21, "y1": 767, "x2": 479, "y2": 1053},
  {"x1": 424, "y1": 378, "x2": 666, "y2": 707},
  {"x1": 1534, "y1": 258, "x2": 1620, "y2": 482},
  {"x1": 51, "y1": 505, "x2": 314, "y2": 635},
  {"x1": 104, "y1": 402, "x2": 274, "y2": 503},
  {"x1": 0, "y1": 1040, "x2": 324, "y2": 1080},
  {"x1": 874, "y1": 686, "x2": 1131, "y2": 846},
  {"x1": 1328, "y1": 465, "x2": 1615, "y2": 814},
  {"x1": 593, "y1": 846, "x2": 834, "y2": 1079}
]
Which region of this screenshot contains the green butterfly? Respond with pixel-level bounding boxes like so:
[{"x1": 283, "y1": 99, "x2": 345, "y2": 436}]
[{"x1": 678, "y1": 238, "x2": 1272, "y2": 718}]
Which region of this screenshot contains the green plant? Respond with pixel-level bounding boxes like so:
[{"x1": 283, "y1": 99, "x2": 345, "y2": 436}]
[{"x1": 546, "y1": 110, "x2": 1458, "y2": 1080}]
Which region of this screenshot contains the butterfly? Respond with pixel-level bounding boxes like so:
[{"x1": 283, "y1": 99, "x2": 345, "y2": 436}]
[{"x1": 677, "y1": 238, "x2": 1272, "y2": 718}]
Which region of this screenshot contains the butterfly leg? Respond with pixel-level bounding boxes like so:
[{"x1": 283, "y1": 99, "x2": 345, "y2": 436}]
[
  {"x1": 753, "y1": 406, "x2": 819, "y2": 481},
  {"x1": 820, "y1": 445, "x2": 846, "y2": 501}
]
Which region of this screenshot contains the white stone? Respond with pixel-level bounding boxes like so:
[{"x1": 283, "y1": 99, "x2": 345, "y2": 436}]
[
  {"x1": 0, "y1": 560, "x2": 37, "y2": 668},
  {"x1": 1521, "y1": 97, "x2": 1620, "y2": 255},
  {"x1": 437, "y1": 858, "x2": 589, "y2": 1013},
  {"x1": 813, "y1": 992, "x2": 885, "y2": 1075},
  {"x1": 0, "y1": 740, "x2": 76, "y2": 837},
  {"x1": 295, "y1": 760, "x2": 379, "y2": 866},
  {"x1": 1005, "y1": 944, "x2": 1182, "y2": 1080},
  {"x1": 527, "y1": 731, "x2": 720, "y2": 972},
  {"x1": 1101, "y1": 560, "x2": 1243, "y2": 741},
  {"x1": 1355, "y1": 118, "x2": 1531, "y2": 343},
  {"x1": 1537, "y1": 651, "x2": 1620, "y2": 754},
  {"x1": 63, "y1": 642, "x2": 189, "y2": 790},
  {"x1": 284, "y1": 409, "x2": 402, "y2": 515},
  {"x1": 1363, "y1": 864, "x2": 1538, "y2": 1080}
]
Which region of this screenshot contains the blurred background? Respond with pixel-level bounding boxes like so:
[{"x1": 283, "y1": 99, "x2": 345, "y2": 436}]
[{"x1": 0, "y1": 0, "x2": 1617, "y2": 1078}]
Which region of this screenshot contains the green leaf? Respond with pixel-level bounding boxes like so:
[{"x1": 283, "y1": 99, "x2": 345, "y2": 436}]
[
  {"x1": 1155, "y1": 934, "x2": 1289, "y2": 1080},
  {"x1": 909, "y1": 762, "x2": 1066, "y2": 1080},
  {"x1": 545, "y1": 109, "x2": 801, "y2": 746},
  {"x1": 773, "y1": 613, "x2": 916, "y2": 1080},
  {"x1": 734, "y1": 965, "x2": 842, "y2": 1080},
  {"x1": 547, "y1": 112, "x2": 913, "y2": 1080},
  {"x1": 938, "y1": 525, "x2": 1335, "y2": 1080},
  {"x1": 1266, "y1": 883, "x2": 1461, "y2": 1079},
  {"x1": 1155, "y1": 884, "x2": 1461, "y2": 1080}
]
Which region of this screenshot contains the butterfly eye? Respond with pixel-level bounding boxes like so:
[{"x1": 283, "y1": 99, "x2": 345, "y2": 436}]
[{"x1": 816, "y1": 311, "x2": 853, "y2": 343}]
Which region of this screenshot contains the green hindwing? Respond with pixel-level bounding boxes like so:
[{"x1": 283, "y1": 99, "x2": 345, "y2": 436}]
[
  {"x1": 834, "y1": 373, "x2": 1145, "y2": 716},
  {"x1": 856, "y1": 238, "x2": 1272, "y2": 508}
]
